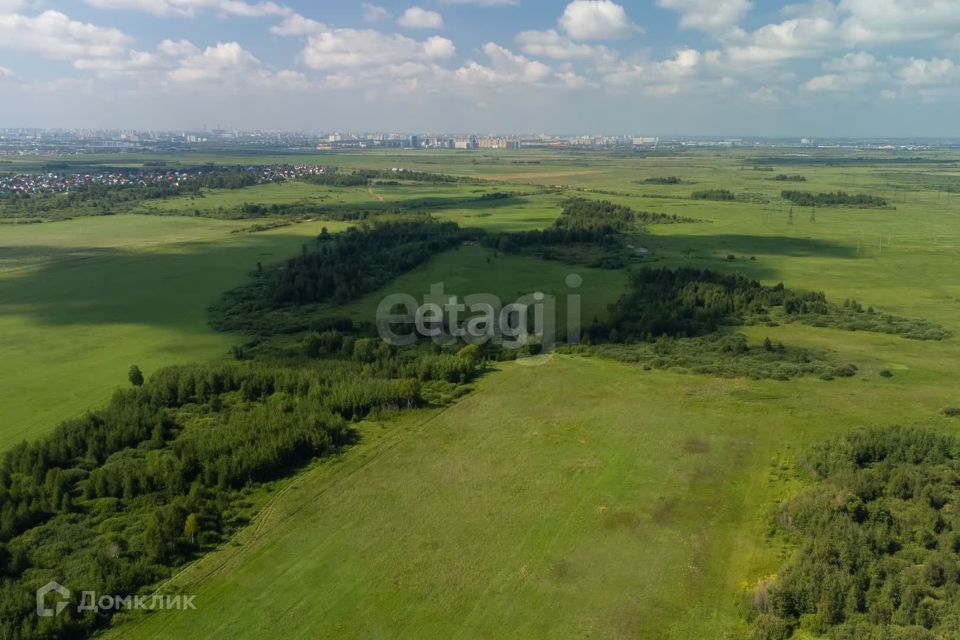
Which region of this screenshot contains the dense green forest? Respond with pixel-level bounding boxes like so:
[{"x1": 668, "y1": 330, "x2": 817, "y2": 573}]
[
  {"x1": 565, "y1": 268, "x2": 949, "y2": 379},
  {"x1": 302, "y1": 168, "x2": 474, "y2": 187},
  {"x1": 643, "y1": 176, "x2": 683, "y2": 184},
  {"x1": 482, "y1": 197, "x2": 694, "y2": 268},
  {"x1": 588, "y1": 268, "x2": 948, "y2": 344},
  {"x1": 749, "y1": 426, "x2": 960, "y2": 640},
  {"x1": 211, "y1": 217, "x2": 467, "y2": 334},
  {"x1": 781, "y1": 191, "x2": 890, "y2": 208},
  {"x1": 692, "y1": 189, "x2": 737, "y2": 201}
]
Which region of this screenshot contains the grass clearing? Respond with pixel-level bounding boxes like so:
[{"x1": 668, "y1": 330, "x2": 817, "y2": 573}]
[
  {"x1": 0, "y1": 215, "x2": 348, "y2": 450},
  {"x1": 106, "y1": 350, "x2": 959, "y2": 640}
]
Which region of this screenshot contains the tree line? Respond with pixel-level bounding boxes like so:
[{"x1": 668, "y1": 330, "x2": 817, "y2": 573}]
[
  {"x1": 302, "y1": 168, "x2": 474, "y2": 188},
  {"x1": 781, "y1": 190, "x2": 889, "y2": 208}
]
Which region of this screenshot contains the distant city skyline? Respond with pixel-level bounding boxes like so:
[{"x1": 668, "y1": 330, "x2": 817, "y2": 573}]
[{"x1": 2, "y1": 1, "x2": 960, "y2": 137}]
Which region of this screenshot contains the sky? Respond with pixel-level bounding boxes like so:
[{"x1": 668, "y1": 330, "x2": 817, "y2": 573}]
[{"x1": 1, "y1": 0, "x2": 960, "y2": 136}]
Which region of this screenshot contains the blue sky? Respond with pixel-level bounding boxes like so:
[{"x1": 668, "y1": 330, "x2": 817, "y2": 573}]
[{"x1": 1, "y1": 0, "x2": 960, "y2": 136}]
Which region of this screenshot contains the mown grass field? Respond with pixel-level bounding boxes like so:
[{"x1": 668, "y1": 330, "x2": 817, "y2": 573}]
[
  {"x1": 0, "y1": 215, "x2": 349, "y2": 450},
  {"x1": 5, "y1": 148, "x2": 960, "y2": 638}
]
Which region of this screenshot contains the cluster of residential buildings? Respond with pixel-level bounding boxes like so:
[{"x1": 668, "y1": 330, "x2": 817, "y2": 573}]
[
  {"x1": 0, "y1": 128, "x2": 952, "y2": 157},
  {"x1": 0, "y1": 164, "x2": 328, "y2": 196},
  {"x1": 315, "y1": 133, "x2": 653, "y2": 151}
]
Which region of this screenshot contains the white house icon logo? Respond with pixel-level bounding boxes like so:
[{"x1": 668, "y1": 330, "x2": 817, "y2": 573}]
[{"x1": 36, "y1": 581, "x2": 70, "y2": 617}]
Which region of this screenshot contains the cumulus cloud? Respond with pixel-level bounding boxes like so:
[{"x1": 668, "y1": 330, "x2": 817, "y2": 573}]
[
  {"x1": 0, "y1": 0, "x2": 27, "y2": 12},
  {"x1": 839, "y1": 0, "x2": 960, "y2": 45},
  {"x1": 896, "y1": 57, "x2": 958, "y2": 86},
  {"x1": 158, "y1": 38, "x2": 200, "y2": 57},
  {"x1": 73, "y1": 50, "x2": 160, "y2": 75},
  {"x1": 515, "y1": 29, "x2": 615, "y2": 62},
  {"x1": 297, "y1": 27, "x2": 455, "y2": 70},
  {"x1": 83, "y1": 0, "x2": 291, "y2": 18},
  {"x1": 724, "y1": 16, "x2": 841, "y2": 65},
  {"x1": 167, "y1": 41, "x2": 305, "y2": 88},
  {"x1": 657, "y1": 0, "x2": 752, "y2": 36},
  {"x1": 803, "y1": 74, "x2": 843, "y2": 91},
  {"x1": 270, "y1": 13, "x2": 326, "y2": 36},
  {"x1": 0, "y1": 10, "x2": 133, "y2": 61},
  {"x1": 362, "y1": 3, "x2": 389, "y2": 23},
  {"x1": 455, "y1": 43, "x2": 557, "y2": 86},
  {"x1": 603, "y1": 47, "x2": 710, "y2": 93},
  {"x1": 397, "y1": 6, "x2": 444, "y2": 29},
  {"x1": 559, "y1": 0, "x2": 636, "y2": 41}
]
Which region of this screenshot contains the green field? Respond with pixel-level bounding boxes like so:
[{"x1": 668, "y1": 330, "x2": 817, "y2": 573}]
[
  {"x1": 0, "y1": 215, "x2": 348, "y2": 449},
  {"x1": 5, "y1": 149, "x2": 960, "y2": 639},
  {"x1": 107, "y1": 351, "x2": 957, "y2": 640}
]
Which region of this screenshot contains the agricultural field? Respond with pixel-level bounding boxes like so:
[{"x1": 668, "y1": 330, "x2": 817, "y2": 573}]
[{"x1": 3, "y1": 148, "x2": 960, "y2": 639}]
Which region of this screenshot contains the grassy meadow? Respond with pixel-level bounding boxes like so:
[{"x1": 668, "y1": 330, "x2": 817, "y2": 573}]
[
  {"x1": 0, "y1": 215, "x2": 349, "y2": 450},
  {"x1": 4, "y1": 148, "x2": 960, "y2": 638}
]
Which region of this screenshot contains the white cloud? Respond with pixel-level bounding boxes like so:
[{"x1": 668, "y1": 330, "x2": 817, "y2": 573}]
[
  {"x1": 83, "y1": 0, "x2": 291, "y2": 18},
  {"x1": 158, "y1": 38, "x2": 200, "y2": 57},
  {"x1": 823, "y1": 51, "x2": 881, "y2": 72},
  {"x1": 896, "y1": 57, "x2": 958, "y2": 86},
  {"x1": 0, "y1": 0, "x2": 27, "y2": 12},
  {"x1": 168, "y1": 41, "x2": 261, "y2": 82},
  {"x1": 167, "y1": 40, "x2": 305, "y2": 88},
  {"x1": 73, "y1": 50, "x2": 160, "y2": 75},
  {"x1": 803, "y1": 74, "x2": 842, "y2": 91},
  {"x1": 0, "y1": 10, "x2": 133, "y2": 61},
  {"x1": 657, "y1": 0, "x2": 752, "y2": 36},
  {"x1": 362, "y1": 3, "x2": 389, "y2": 23},
  {"x1": 455, "y1": 43, "x2": 556, "y2": 86},
  {"x1": 298, "y1": 27, "x2": 455, "y2": 70},
  {"x1": 515, "y1": 29, "x2": 615, "y2": 62},
  {"x1": 603, "y1": 47, "x2": 711, "y2": 92},
  {"x1": 0, "y1": 65, "x2": 13, "y2": 78},
  {"x1": 559, "y1": 0, "x2": 635, "y2": 41},
  {"x1": 270, "y1": 13, "x2": 326, "y2": 36},
  {"x1": 725, "y1": 16, "x2": 840, "y2": 65},
  {"x1": 397, "y1": 6, "x2": 444, "y2": 29},
  {"x1": 839, "y1": 0, "x2": 960, "y2": 45},
  {"x1": 722, "y1": 0, "x2": 960, "y2": 73}
]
